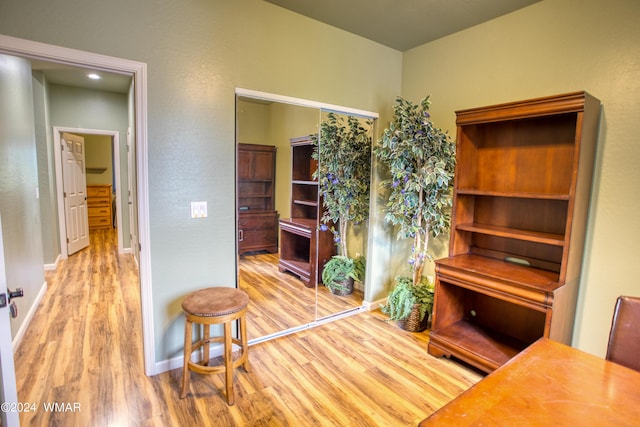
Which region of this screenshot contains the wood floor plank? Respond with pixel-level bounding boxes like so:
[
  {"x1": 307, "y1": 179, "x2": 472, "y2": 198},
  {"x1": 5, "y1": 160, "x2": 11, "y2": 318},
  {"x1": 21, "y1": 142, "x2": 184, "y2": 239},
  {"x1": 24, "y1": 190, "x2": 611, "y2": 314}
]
[
  {"x1": 239, "y1": 252, "x2": 364, "y2": 341},
  {"x1": 14, "y1": 228, "x2": 483, "y2": 426}
]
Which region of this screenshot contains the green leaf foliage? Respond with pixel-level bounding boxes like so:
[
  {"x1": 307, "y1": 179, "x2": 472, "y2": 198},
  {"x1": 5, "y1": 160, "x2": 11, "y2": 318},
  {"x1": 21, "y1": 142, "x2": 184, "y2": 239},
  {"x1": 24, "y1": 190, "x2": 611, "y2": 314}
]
[
  {"x1": 373, "y1": 95, "x2": 456, "y2": 284},
  {"x1": 381, "y1": 276, "x2": 435, "y2": 321},
  {"x1": 321, "y1": 255, "x2": 366, "y2": 293},
  {"x1": 312, "y1": 112, "x2": 372, "y2": 256}
]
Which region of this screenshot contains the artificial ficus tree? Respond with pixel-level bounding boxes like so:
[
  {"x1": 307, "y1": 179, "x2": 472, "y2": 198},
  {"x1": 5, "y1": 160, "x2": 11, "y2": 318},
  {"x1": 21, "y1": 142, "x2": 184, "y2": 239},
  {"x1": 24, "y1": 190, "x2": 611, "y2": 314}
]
[
  {"x1": 312, "y1": 112, "x2": 372, "y2": 258},
  {"x1": 374, "y1": 96, "x2": 456, "y2": 286}
]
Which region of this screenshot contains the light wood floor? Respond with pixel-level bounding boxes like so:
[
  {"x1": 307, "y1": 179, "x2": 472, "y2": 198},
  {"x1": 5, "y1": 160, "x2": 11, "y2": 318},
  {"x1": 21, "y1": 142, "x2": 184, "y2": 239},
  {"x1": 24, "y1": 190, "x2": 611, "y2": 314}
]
[
  {"x1": 15, "y1": 229, "x2": 483, "y2": 426},
  {"x1": 239, "y1": 252, "x2": 364, "y2": 341}
]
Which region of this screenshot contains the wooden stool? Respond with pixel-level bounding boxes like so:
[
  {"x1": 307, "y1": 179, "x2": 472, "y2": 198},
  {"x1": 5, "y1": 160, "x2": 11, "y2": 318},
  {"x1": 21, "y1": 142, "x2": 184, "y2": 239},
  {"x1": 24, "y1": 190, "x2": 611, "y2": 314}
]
[{"x1": 180, "y1": 287, "x2": 250, "y2": 405}]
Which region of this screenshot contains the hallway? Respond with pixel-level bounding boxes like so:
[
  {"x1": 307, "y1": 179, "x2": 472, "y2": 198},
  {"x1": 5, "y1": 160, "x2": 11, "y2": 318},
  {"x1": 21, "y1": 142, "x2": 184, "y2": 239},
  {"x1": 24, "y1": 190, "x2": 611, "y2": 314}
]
[{"x1": 14, "y1": 229, "x2": 146, "y2": 426}]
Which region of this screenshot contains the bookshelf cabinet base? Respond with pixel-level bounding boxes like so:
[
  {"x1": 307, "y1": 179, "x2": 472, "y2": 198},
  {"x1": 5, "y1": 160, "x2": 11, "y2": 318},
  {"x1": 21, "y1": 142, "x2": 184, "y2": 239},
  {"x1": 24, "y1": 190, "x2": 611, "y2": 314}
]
[
  {"x1": 428, "y1": 254, "x2": 555, "y2": 373},
  {"x1": 428, "y1": 319, "x2": 530, "y2": 373},
  {"x1": 278, "y1": 218, "x2": 316, "y2": 288}
]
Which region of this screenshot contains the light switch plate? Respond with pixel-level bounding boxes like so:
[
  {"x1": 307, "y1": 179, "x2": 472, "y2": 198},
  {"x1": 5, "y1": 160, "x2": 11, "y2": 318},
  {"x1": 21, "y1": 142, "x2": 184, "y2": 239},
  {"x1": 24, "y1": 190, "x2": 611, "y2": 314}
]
[{"x1": 190, "y1": 201, "x2": 207, "y2": 218}]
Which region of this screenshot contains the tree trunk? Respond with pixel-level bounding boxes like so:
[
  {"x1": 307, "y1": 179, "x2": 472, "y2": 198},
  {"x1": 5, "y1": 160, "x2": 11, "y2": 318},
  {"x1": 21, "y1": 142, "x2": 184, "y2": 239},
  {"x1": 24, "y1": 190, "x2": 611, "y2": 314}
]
[
  {"x1": 339, "y1": 215, "x2": 348, "y2": 257},
  {"x1": 412, "y1": 223, "x2": 430, "y2": 286}
]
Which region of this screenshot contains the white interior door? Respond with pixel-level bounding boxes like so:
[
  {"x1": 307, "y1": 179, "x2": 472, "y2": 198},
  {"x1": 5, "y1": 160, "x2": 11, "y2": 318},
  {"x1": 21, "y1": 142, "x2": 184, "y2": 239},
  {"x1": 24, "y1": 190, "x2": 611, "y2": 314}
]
[
  {"x1": 61, "y1": 132, "x2": 90, "y2": 255},
  {"x1": 0, "y1": 215, "x2": 20, "y2": 427},
  {"x1": 127, "y1": 128, "x2": 138, "y2": 260}
]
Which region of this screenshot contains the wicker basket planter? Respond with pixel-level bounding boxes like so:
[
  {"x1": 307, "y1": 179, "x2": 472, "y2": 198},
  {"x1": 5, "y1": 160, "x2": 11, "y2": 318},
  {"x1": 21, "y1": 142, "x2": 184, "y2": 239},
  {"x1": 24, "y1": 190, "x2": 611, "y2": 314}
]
[
  {"x1": 329, "y1": 277, "x2": 354, "y2": 296},
  {"x1": 397, "y1": 303, "x2": 430, "y2": 332}
]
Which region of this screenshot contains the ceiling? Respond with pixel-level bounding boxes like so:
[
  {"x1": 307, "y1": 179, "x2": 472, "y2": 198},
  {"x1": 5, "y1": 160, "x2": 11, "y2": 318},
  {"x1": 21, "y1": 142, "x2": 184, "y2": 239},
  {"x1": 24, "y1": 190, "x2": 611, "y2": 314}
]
[
  {"x1": 30, "y1": 59, "x2": 132, "y2": 94},
  {"x1": 265, "y1": 0, "x2": 541, "y2": 51}
]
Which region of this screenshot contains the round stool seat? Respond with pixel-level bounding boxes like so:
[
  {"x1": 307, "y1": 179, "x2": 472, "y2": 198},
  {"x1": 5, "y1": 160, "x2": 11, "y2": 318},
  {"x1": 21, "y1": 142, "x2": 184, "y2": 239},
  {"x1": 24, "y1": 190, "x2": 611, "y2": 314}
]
[
  {"x1": 182, "y1": 287, "x2": 249, "y2": 317},
  {"x1": 180, "y1": 287, "x2": 250, "y2": 405}
]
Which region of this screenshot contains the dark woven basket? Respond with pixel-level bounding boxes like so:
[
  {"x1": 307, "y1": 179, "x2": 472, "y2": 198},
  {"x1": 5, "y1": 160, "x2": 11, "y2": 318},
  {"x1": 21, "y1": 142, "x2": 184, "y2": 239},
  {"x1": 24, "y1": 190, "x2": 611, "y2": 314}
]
[
  {"x1": 329, "y1": 277, "x2": 354, "y2": 296},
  {"x1": 397, "y1": 303, "x2": 429, "y2": 332}
]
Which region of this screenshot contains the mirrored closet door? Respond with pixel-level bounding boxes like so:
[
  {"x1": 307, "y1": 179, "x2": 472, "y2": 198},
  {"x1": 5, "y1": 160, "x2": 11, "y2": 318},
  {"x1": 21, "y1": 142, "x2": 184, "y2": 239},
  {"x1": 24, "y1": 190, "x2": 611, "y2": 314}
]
[
  {"x1": 315, "y1": 110, "x2": 374, "y2": 322},
  {"x1": 235, "y1": 89, "x2": 377, "y2": 343}
]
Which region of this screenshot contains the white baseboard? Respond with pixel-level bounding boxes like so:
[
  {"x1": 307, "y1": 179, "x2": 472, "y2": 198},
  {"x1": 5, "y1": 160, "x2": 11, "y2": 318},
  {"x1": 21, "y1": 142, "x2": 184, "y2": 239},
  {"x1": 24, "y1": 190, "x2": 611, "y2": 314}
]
[
  {"x1": 153, "y1": 344, "x2": 229, "y2": 375},
  {"x1": 44, "y1": 254, "x2": 61, "y2": 271},
  {"x1": 12, "y1": 281, "x2": 48, "y2": 350},
  {"x1": 362, "y1": 298, "x2": 386, "y2": 311}
]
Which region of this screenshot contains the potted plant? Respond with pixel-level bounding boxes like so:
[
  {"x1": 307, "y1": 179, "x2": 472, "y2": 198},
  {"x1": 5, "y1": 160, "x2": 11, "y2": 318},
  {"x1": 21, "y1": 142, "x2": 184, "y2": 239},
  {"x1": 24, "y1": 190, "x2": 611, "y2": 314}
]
[
  {"x1": 313, "y1": 112, "x2": 372, "y2": 295},
  {"x1": 374, "y1": 95, "x2": 456, "y2": 331},
  {"x1": 382, "y1": 276, "x2": 434, "y2": 329},
  {"x1": 321, "y1": 255, "x2": 366, "y2": 296}
]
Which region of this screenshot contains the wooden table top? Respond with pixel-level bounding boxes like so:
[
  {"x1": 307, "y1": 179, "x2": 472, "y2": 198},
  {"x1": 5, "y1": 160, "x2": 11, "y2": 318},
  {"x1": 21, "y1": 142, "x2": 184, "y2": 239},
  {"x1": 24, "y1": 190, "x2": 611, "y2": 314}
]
[{"x1": 420, "y1": 338, "x2": 640, "y2": 426}]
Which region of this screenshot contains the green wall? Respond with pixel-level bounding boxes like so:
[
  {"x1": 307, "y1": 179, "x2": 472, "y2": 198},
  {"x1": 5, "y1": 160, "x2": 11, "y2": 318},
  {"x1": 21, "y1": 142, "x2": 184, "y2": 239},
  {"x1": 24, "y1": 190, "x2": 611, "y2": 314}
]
[
  {"x1": 84, "y1": 134, "x2": 114, "y2": 186},
  {"x1": 5, "y1": 0, "x2": 632, "y2": 367},
  {"x1": 32, "y1": 71, "x2": 59, "y2": 268},
  {"x1": 401, "y1": 0, "x2": 640, "y2": 357},
  {"x1": 0, "y1": 0, "x2": 402, "y2": 365},
  {"x1": 47, "y1": 84, "x2": 130, "y2": 250},
  {"x1": 0, "y1": 54, "x2": 46, "y2": 338}
]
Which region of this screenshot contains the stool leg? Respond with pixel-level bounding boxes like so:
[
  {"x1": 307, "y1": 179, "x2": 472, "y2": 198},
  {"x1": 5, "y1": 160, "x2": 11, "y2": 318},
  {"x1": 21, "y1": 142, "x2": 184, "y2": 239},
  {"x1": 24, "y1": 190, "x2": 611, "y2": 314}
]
[
  {"x1": 202, "y1": 324, "x2": 210, "y2": 366},
  {"x1": 240, "y1": 315, "x2": 251, "y2": 372},
  {"x1": 180, "y1": 318, "x2": 193, "y2": 399},
  {"x1": 224, "y1": 321, "x2": 234, "y2": 405}
]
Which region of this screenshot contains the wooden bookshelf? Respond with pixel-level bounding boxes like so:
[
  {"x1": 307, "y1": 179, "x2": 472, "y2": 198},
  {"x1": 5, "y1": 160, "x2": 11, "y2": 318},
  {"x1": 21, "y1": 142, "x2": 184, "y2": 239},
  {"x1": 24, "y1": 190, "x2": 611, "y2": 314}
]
[
  {"x1": 278, "y1": 136, "x2": 335, "y2": 287},
  {"x1": 428, "y1": 92, "x2": 601, "y2": 373}
]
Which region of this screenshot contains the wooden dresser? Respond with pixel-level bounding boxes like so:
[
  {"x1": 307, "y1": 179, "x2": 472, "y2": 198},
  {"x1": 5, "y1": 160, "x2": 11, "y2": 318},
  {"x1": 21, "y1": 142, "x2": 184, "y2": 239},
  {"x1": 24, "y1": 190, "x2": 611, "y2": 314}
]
[
  {"x1": 87, "y1": 184, "x2": 113, "y2": 230},
  {"x1": 237, "y1": 143, "x2": 279, "y2": 255}
]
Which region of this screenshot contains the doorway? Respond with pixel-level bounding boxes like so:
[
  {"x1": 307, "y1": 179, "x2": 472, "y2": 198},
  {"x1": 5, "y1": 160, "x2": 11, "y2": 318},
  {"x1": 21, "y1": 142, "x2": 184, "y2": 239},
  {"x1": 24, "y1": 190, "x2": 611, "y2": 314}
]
[
  {"x1": 54, "y1": 128, "x2": 126, "y2": 258},
  {"x1": 0, "y1": 35, "x2": 154, "y2": 376}
]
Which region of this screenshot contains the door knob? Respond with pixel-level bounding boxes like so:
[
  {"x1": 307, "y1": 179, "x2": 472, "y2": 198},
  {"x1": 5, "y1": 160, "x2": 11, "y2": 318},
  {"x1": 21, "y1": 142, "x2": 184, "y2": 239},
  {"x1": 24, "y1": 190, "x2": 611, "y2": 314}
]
[
  {"x1": 0, "y1": 288, "x2": 23, "y2": 308},
  {"x1": 8, "y1": 288, "x2": 24, "y2": 301}
]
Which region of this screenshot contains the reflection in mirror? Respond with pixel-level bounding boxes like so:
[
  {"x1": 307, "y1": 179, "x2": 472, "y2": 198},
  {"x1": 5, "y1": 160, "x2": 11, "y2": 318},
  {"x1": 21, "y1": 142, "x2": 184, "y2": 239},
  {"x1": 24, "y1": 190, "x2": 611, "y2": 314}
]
[
  {"x1": 237, "y1": 96, "x2": 318, "y2": 342},
  {"x1": 236, "y1": 90, "x2": 377, "y2": 343},
  {"x1": 315, "y1": 110, "x2": 373, "y2": 321}
]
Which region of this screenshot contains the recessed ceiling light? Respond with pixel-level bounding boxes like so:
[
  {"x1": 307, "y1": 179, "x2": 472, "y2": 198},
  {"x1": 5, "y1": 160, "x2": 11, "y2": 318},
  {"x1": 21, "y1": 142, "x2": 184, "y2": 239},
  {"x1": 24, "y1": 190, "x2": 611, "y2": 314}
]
[{"x1": 87, "y1": 73, "x2": 101, "y2": 80}]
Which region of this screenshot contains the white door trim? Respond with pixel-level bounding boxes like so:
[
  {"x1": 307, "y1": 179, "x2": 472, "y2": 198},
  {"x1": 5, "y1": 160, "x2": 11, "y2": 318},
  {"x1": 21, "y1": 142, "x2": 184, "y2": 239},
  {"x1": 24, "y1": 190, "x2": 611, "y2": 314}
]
[
  {"x1": 126, "y1": 127, "x2": 138, "y2": 261},
  {"x1": 0, "y1": 34, "x2": 156, "y2": 376},
  {"x1": 235, "y1": 87, "x2": 380, "y2": 119},
  {"x1": 0, "y1": 214, "x2": 19, "y2": 427},
  {"x1": 54, "y1": 128, "x2": 123, "y2": 256}
]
